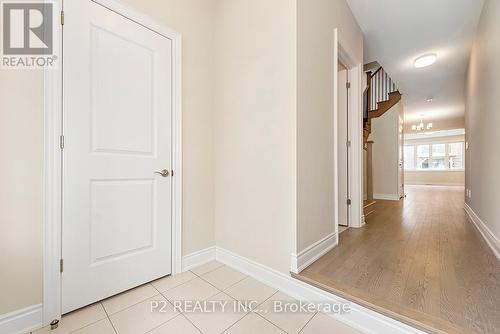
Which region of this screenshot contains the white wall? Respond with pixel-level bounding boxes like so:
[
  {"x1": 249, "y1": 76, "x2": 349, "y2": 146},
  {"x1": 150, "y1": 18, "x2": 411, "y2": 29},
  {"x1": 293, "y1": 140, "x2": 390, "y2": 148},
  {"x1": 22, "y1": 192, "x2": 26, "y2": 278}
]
[
  {"x1": 0, "y1": 71, "x2": 43, "y2": 315},
  {"x1": 213, "y1": 0, "x2": 297, "y2": 273},
  {"x1": 465, "y1": 0, "x2": 500, "y2": 241},
  {"x1": 370, "y1": 102, "x2": 401, "y2": 200},
  {"x1": 296, "y1": 0, "x2": 363, "y2": 252},
  {"x1": 0, "y1": 0, "x2": 218, "y2": 315}
]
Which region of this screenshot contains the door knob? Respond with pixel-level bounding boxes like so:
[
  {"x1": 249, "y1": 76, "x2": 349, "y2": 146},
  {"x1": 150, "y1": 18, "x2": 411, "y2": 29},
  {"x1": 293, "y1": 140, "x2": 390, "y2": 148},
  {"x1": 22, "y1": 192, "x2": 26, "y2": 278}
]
[{"x1": 154, "y1": 169, "x2": 170, "y2": 177}]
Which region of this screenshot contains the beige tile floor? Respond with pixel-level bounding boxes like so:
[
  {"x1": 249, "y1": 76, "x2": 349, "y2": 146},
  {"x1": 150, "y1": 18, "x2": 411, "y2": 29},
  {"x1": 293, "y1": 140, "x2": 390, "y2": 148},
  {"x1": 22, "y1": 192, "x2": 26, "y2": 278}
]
[{"x1": 32, "y1": 261, "x2": 361, "y2": 334}]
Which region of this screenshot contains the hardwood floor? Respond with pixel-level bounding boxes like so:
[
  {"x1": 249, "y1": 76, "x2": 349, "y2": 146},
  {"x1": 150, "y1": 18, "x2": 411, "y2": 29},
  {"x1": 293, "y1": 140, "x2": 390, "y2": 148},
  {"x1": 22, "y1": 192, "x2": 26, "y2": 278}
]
[{"x1": 295, "y1": 185, "x2": 500, "y2": 334}]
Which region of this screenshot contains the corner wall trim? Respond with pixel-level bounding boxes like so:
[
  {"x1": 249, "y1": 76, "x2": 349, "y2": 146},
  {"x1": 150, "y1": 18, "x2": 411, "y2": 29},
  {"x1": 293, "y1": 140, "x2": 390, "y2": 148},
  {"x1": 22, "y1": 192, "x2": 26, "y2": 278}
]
[
  {"x1": 464, "y1": 204, "x2": 500, "y2": 260},
  {"x1": 0, "y1": 304, "x2": 43, "y2": 334},
  {"x1": 290, "y1": 233, "x2": 337, "y2": 274},
  {"x1": 373, "y1": 193, "x2": 400, "y2": 201},
  {"x1": 182, "y1": 247, "x2": 216, "y2": 271},
  {"x1": 215, "y1": 247, "x2": 424, "y2": 334}
]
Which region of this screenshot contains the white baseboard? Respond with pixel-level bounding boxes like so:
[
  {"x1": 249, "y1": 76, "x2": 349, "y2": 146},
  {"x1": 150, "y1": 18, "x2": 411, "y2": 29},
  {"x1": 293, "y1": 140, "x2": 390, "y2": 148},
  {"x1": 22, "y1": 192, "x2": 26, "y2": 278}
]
[
  {"x1": 290, "y1": 233, "x2": 337, "y2": 274},
  {"x1": 0, "y1": 304, "x2": 42, "y2": 334},
  {"x1": 182, "y1": 246, "x2": 216, "y2": 271},
  {"x1": 374, "y1": 193, "x2": 400, "y2": 201},
  {"x1": 215, "y1": 246, "x2": 424, "y2": 334},
  {"x1": 464, "y1": 204, "x2": 500, "y2": 260}
]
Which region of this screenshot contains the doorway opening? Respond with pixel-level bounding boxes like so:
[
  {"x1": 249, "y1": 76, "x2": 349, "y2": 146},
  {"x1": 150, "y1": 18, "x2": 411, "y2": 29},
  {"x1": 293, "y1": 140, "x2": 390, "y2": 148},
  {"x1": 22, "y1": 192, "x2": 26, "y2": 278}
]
[{"x1": 337, "y1": 60, "x2": 350, "y2": 234}]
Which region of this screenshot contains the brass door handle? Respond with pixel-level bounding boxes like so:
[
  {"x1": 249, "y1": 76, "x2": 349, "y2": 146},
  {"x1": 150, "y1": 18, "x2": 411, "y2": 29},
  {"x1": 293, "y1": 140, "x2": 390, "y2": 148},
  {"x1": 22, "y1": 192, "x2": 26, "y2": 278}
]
[{"x1": 154, "y1": 169, "x2": 170, "y2": 177}]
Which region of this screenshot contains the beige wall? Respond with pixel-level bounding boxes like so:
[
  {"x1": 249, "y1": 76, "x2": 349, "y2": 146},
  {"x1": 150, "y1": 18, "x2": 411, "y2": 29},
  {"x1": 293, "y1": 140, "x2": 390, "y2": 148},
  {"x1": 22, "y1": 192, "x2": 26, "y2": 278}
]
[
  {"x1": 370, "y1": 102, "x2": 401, "y2": 199},
  {"x1": 465, "y1": 0, "x2": 500, "y2": 241},
  {"x1": 0, "y1": 71, "x2": 43, "y2": 314},
  {"x1": 213, "y1": 0, "x2": 297, "y2": 273},
  {"x1": 122, "y1": 0, "x2": 216, "y2": 257},
  {"x1": 296, "y1": 0, "x2": 363, "y2": 252},
  {"x1": 0, "y1": 0, "x2": 217, "y2": 315}
]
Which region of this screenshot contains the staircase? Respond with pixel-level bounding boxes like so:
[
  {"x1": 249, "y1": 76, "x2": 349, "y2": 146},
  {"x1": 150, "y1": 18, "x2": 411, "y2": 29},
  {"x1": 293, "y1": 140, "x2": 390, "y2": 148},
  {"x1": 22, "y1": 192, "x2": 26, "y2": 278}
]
[{"x1": 363, "y1": 67, "x2": 402, "y2": 145}]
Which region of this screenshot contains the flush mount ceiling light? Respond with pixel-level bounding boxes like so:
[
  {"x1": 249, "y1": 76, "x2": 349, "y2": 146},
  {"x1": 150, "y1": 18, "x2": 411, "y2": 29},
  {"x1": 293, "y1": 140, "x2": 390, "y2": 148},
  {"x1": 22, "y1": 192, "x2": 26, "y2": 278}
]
[
  {"x1": 426, "y1": 97, "x2": 433, "y2": 102},
  {"x1": 414, "y1": 53, "x2": 437, "y2": 68}
]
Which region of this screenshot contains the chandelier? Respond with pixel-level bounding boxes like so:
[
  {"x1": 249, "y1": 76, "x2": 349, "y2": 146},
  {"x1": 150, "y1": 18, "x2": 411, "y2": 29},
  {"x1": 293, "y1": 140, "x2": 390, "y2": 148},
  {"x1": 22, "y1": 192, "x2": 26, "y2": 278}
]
[{"x1": 411, "y1": 116, "x2": 432, "y2": 131}]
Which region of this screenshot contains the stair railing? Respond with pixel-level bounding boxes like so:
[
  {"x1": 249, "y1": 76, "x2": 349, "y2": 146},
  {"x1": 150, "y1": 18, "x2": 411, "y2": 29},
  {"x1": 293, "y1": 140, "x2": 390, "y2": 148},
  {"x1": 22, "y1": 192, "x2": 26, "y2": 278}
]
[{"x1": 367, "y1": 67, "x2": 397, "y2": 112}]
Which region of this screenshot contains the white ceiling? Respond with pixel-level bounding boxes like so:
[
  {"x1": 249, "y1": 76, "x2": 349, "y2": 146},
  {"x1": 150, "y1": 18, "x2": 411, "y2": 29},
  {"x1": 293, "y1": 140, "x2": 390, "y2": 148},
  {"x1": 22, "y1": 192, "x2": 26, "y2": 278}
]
[{"x1": 346, "y1": 0, "x2": 484, "y2": 123}]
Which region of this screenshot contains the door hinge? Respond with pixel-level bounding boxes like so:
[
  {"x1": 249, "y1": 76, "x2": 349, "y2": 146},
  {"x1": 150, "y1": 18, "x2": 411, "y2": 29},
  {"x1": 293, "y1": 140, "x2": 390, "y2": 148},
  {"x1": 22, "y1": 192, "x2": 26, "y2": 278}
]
[
  {"x1": 347, "y1": 198, "x2": 352, "y2": 205},
  {"x1": 346, "y1": 82, "x2": 351, "y2": 89},
  {"x1": 59, "y1": 135, "x2": 64, "y2": 149},
  {"x1": 60, "y1": 10, "x2": 64, "y2": 26},
  {"x1": 346, "y1": 140, "x2": 351, "y2": 148},
  {"x1": 59, "y1": 259, "x2": 64, "y2": 273}
]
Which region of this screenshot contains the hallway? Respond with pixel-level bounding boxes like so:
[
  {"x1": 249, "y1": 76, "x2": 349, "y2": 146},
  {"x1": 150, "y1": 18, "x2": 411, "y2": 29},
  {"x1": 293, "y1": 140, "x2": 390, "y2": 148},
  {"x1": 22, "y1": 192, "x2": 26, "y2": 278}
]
[{"x1": 295, "y1": 186, "x2": 500, "y2": 333}]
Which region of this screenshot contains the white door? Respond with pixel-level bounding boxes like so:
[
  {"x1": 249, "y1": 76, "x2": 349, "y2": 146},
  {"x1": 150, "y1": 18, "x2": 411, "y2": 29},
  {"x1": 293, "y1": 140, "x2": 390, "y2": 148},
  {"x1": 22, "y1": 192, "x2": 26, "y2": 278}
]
[
  {"x1": 62, "y1": 0, "x2": 173, "y2": 313},
  {"x1": 338, "y1": 62, "x2": 349, "y2": 227}
]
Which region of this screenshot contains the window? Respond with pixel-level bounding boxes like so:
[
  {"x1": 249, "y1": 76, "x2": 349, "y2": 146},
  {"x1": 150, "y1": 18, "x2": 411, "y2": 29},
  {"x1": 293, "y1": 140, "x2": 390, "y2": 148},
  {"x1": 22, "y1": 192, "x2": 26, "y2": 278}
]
[
  {"x1": 448, "y1": 142, "x2": 464, "y2": 169},
  {"x1": 404, "y1": 141, "x2": 465, "y2": 170},
  {"x1": 432, "y1": 158, "x2": 446, "y2": 169},
  {"x1": 432, "y1": 144, "x2": 445, "y2": 157},
  {"x1": 417, "y1": 145, "x2": 429, "y2": 158},
  {"x1": 403, "y1": 146, "x2": 415, "y2": 169},
  {"x1": 417, "y1": 145, "x2": 430, "y2": 169}
]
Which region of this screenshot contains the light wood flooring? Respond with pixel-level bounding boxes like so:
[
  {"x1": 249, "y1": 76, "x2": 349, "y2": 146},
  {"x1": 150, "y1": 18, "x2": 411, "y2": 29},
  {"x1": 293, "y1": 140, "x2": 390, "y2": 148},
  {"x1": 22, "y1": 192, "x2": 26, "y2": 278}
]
[{"x1": 295, "y1": 185, "x2": 500, "y2": 334}]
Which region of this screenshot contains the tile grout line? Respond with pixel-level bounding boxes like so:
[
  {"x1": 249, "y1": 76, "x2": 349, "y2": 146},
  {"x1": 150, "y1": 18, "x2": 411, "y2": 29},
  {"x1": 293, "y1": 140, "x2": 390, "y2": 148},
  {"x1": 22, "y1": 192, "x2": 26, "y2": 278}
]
[
  {"x1": 62, "y1": 303, "x2": 108, "y2": 334},
  {"x1": 153, "y1": 273, "x2": 200, "y2": 292},
  {"x1": 142, "y1": 313, "x2": 184, "y2": 334},
  {"x1": 251, "y1": 290, "x2": 316, "y2": 334},
  {"x1": 133, "y1": 287, "x2": 188, "y2": 334},
  {"x1": 254, "y1": 312, "x2": 289, "y2": 333},
  {"x1": 102, "y1": 284, "x2": 161, "y2": 318},
  {"x1": 158, "y1": 283, "x2": 225, "y2": 334},
  {"x1": 200, "y1": 283, "x2": 252, "y2": 333},
  {"x1": 100, "y1": 302, "x2": 119, "y2": 334},
  {"x1": 297, "y1": 311, "x2": 318, "y2": 334},
  {"x1": 197, "y1": 270, "x2": 249, "y2": 292},
  {"x1": 103, "y1": 273, "x2": 201, "y2": 320},
  {"x1": 189, "y1": 262, "x2": 225, "y2": 278},
  {"x1": 221, "y1": 290, "x2": 281, "y2": 334},
  {"x1": 178, "y1": 313, "x2": 205, "y2": 334}
]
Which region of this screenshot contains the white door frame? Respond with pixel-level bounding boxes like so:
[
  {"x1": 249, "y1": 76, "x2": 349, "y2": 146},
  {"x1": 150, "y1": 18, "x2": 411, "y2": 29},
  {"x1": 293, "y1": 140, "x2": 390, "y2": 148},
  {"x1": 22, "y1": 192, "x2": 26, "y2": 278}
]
[
  {"x1": 43, "y1": 0, "x2": 182, "y2": 325},
  {"x1": 333, "y1": 29, "x2": 364, "y2": 238}
]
